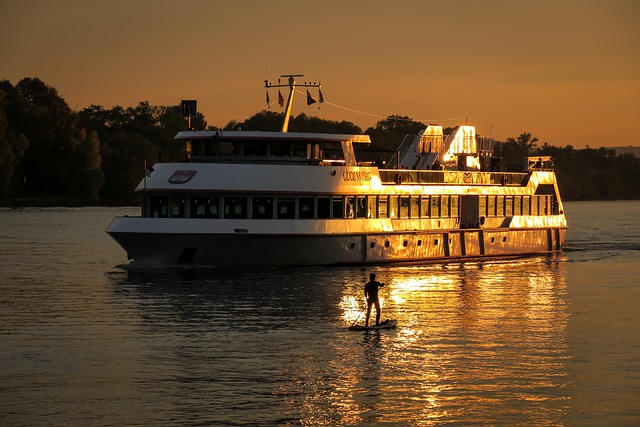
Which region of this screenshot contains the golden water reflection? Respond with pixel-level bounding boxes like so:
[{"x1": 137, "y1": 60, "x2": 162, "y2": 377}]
[{"x1": 332, "y1": 256, "x2": 570, "y2": 425}]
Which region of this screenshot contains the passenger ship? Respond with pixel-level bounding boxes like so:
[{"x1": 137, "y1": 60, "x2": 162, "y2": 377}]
[{"x1": 106, "y1": 77, "x2": 568, "y2": 267}]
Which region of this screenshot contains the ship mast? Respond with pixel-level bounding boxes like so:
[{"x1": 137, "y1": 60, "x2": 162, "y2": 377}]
[{"x1": 264, "y1": 74, "x2": 321, "y2": 132}]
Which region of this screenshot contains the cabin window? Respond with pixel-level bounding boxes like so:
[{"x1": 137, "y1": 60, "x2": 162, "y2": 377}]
[
  {"x1": 544, "y1": 196, "x2": 551, "y2": 215},
  {"x1": 450, "y1": 196, "x2": 459, "y2": 217},
  {"x1": 505, "y1": 196, "x2": 514, "y2": 216},
  {"x1": 204, "y1": 141, "x2": 215, "y2": 156},
  {"x1": 421, "y1": 196, "x2": 430, "y2": 218},
  {"x1": 346, "y1": 196, "x2": 356, "y2": 218},
  {"x1": 399, "y1": 196, "x2": 410, "y2": 218},
  {"x1": 292, "y1": 142, "x2": 306, "y2": 158},
  {"x1": 317, "y1": 196, "x2": 331, "y2": 219},
  {"x1": 368, "y1": 196, "x2": 377, "y2": 219},
  {"x1": 551, "y1": 196, "x2": 560, "y2": 215},
  {"x1": 170, "y1": 195, "x2": 185, "y2": 218},
  {"x1": 299, "y1": 197, "x2": 315, "y2": 219},
  {"x1": 514, "y1": 196, "x2": 522, "y2": 215},
  {"x1": 189, "y1": 141, "x2": 199, "y2": 156},
  {"x1": 378, "y1": 196, "x2": 389, "y2": 218},
  {"x1": 389, "y1": 196, "x2": 398, "y2": 219},
  {"x1": 441, "y1": 195, "x2": 450, "y2": 217},
  {"x1": 243, "y1": 141, "x2": 267, "y2": 157},
  {"x1": 332, "y1": 196, "x2": 344, "y2": 219},
  {"x1": 277, "y1": 197, "x2": 296, "y2": 219},
  {"x1": 531, "y1": 196, "x2": 539, "y2": 216},
  {"x1": 224, "y1": 197, "x2": 248, "y2": 219},
  {"x1": 270, "y1": 141, "x2": 290, "y2": 157},
  {"x1": 149, "y1": 196, "x2": 168, "y2": 218},
  {"x1": 208, "y1": 140, "x2": 236, "y2": 156},
  {"x1": 522, "y1": 196, "x2": 530, "y2": 215},
  {"x1": 252, "y1": 197, "x2": 274, "y2": 219},
  {"x1": 496, "y1": 196, "x2": 505, "y2": 216},
  {"x1": 431, "y1": 196, "x2": 441, "y2": 218},
  {"x1": 191, "y1": 196, "x2": 219, "y2": 218},
  {"x1": 486, "y1": 195, "x2": 495, "y2": 217},
  {"x1": 478, "y1": 196, "x2": 487, "y2": 217},
  {"x1": 356, "y1": 196, "x2": 367, "y2": 218},
  {"x1": 411, "y1": 197, "x2": 420, "y2": 218}
]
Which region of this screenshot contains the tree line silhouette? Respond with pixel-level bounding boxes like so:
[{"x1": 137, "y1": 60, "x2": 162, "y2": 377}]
[{"x1": 1, "y1": 77, "x2": 639, "y2": 205}]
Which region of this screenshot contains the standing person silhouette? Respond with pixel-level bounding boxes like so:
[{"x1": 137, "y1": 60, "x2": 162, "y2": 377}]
[{"x1": 364, "y1": 273, "x2": 385, "y2": 326}]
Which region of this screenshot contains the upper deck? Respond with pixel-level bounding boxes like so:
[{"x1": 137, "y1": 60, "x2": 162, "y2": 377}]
[{"x1": 177, "y1": 130, "x2": 371, "y2": 167}]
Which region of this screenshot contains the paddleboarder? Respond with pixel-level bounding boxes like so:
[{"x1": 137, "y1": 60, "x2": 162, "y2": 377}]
[{"x1": 364, "y1": 273, "x2": 385, "y2": 326}]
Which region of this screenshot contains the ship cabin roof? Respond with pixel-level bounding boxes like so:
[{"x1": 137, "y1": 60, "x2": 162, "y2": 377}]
[{"x1": 175, "y1": 130, "x2": 371, "y2": 166}]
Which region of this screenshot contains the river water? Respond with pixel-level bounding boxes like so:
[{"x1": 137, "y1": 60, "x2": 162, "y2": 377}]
[{"x1": 0, "y1": 201, "x2": 638, "y2": 426}]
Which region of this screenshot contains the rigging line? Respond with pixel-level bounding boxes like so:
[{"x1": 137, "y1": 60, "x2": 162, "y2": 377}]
[{"x1": 291, "y1": 89, "x2": 469, "y2": 124}]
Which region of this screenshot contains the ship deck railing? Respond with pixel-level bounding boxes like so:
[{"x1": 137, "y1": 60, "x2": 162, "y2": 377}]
[{"x1": 378, "y1": 169, "x2": 530, "y2": 186}]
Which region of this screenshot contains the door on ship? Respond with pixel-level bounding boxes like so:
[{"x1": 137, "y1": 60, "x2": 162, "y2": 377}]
[{"x1": 460, "y1": 195, "x2": 480, "y2": 229}]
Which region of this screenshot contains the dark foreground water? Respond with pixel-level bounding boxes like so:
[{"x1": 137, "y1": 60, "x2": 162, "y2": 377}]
[{"x1": 1, "y1": 201, "x2": 639, "y2": 426}]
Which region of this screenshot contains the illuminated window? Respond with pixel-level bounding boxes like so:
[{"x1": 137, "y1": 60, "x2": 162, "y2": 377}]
[
  {"x1": 431, "y1": 196, "x2": 441, "y2": 217},
  {"x1": 277, "y1": 197, "x2": 296, "y2": 219},
  {"x1": 450, "y1": 196, "x2": 459, "y2": 217},
  {"x1": 400, "y1": 196, "x2": 410, "y2": 218},
  {"x1": 356, "y1": 196, "x2": 367, "y2": 218},
  {"x1": 378, "y1": 196, "x2": 389, "y2": 218},
  {"x1": 170, "y1": 195, "x2": 185, "y2": 218},
  {"x1": 149, "y1": 196, "x2": 168, "y2": 218},
  {"x1": 421, "y1": 196, "x2": 430, "y2": 217},
  {"x1": 252, "y1": 197, "x2": 273, "y2": 219},
  {"x1": 299, "y1": 197, "x2": 315, "y2": 219},
  {"x1": 224, "y1": 197, "x2": 248, "y2": 219},
  {"x1": 389, "y1": 196, "x2": 398, "y2": 219},
  {"x1": 368, "y1": 196, "x2": 377, "y2": 219},
  {"x1": 411, "y1": 197, "x2": 420, "y2": 218},
  {"x1": 191, "y1": 196, "x2": 219, "y2": 218},
  {"x1": 441, "y1": 195, "x2": 450, "y2": 217}
]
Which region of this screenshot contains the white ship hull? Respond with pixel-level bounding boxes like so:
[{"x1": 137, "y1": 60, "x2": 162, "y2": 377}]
[{"x1": 107, "y1": 217, "x2": 566, "y2": 267}]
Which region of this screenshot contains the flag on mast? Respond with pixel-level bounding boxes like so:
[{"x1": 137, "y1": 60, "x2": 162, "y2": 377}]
[
  {"x1": 278, "y1": 90, "x2": 284, "y2": 107},
  {"x1": 318, "y1": 89, "x2": 324, "y2": 103},
  {"x1": 306, "y1": 89, "x2": 316, "y2": 105},
  {"x1": 145, "y1": 159, "x2": 154, "y2": 177},
  {"x1": 266, "y1": 90, "x2": 271, "y2": 108}
]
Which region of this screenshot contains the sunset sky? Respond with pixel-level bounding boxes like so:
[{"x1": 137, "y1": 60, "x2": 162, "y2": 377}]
[{"x1": 2, "y1": 0, "x2": 639, "y2": 148}]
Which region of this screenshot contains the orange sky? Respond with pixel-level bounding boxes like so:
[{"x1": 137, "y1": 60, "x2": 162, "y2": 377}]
[{"x1": 2, "y1": 0, "x2": 639, "y2": 148}]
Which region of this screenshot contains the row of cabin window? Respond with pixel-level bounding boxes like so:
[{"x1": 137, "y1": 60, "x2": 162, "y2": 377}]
[
  {"x1": 147, "y1": 194, "x2": 461, "y2": 220},
  {"x1": 147, "y1": 194, "x2": 557, "y2": 219},
  {"x1": 478, "y1": 195, "x2": 556, "y2": 217},
  {"x1": 189, "y1": 140, "x2": 312, "y2": 158}
]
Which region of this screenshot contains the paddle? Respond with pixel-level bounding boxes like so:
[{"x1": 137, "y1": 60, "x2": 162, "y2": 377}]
[{"x1": 350, "y1": 307, "x2": 365, "y2": 327}]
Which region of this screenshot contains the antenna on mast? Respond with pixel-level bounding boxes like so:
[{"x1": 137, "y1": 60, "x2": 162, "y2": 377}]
[{"x1": 264, "y1": 74, "x2": 322, "y2": 132}]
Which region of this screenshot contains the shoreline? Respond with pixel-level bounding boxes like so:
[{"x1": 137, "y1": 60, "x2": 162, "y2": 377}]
[{"x1": 0, "y1": 198, "x2": 135, "y2": 208}]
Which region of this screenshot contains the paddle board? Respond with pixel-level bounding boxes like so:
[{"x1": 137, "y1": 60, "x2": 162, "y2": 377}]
[{"x1": 348, "y1": 319, "x2": 397, "y2": 331}]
